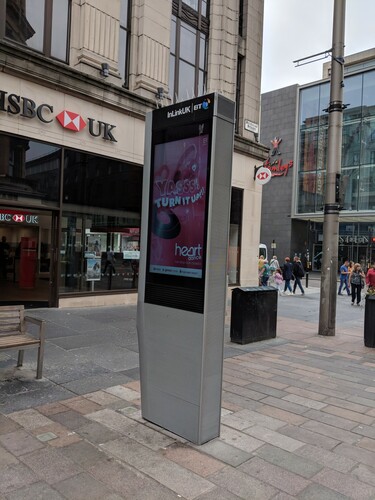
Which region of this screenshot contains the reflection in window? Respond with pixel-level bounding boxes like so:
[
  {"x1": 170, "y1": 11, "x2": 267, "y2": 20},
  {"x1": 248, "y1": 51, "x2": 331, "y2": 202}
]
[
  {"x1": 0, "y1": 135, "x2": 60, "y2": 202},
  {"x1": 297, "y1": 70, "x2": 375, "y2": 214},
  {"x1": 5, "y1": 0, "x2": 70, "y2": 62},
  {"x1": 169, "y1": 1, "x2": 208, "y2": 102}
]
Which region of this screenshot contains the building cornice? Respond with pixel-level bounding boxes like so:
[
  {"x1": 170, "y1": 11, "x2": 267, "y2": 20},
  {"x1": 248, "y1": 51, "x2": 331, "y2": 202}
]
[
  {"x1": 0, "y1": 40, "x2": 153, "y2": 120},
  {"x1": 234, "y1": 134, "x2": 269, "y2": 162}
]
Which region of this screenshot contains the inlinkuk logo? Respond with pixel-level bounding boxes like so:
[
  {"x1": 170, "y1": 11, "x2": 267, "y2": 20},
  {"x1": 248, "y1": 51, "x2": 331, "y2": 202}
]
[{"x1": 167, "y1": 98, "x2": 211, "y2": 118}]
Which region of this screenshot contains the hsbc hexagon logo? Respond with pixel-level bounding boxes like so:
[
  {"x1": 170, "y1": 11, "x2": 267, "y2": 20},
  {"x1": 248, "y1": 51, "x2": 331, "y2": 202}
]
[
  {"x1": 13, "y1": 214, "x2": 25, "y2": 222},
  {"x1": 255, "y1": 167, "x2": 272, "y2": 185},
  {"x1": 56, "y1": 110, "x2": 86, "y2": 132}
]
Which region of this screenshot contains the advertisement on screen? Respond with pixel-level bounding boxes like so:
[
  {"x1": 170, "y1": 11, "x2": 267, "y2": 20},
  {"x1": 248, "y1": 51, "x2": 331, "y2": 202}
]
[{"x1": 149, "y1": 134, "x2": 209, "y2": 279}]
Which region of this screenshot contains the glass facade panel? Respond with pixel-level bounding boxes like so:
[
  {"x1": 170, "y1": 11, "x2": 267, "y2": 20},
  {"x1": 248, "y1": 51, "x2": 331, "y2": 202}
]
[
  {"x1": 180, "y1": 22, "x2": 196, "y2": 65},
  {"x1": 358, "y1": 165, "x2": 375, "y2": 211},
  {"x1": 51, "y1": 0, "x2": 69, "y2": 61},
  {"x1": 299, "y1": 86, "x2": 319, "y2": 127},
  {"x1": 6, "y1": 0, "x2": 45, "y2": 51},
  {"x1": 341, "y1": 167, "x2": 359, "y2": 210},
  {"x1": 363, "y1": 71, "x2": 375, "y2": 117},
  {"x1": 297, "y1": 69, "x2": 375, "y2": 215},
  {"x1": 342, "y1": 122, "x2": 361, "y2": 167},
  {"x1": 61, "y1": 150, "x2": 142, "y2": 294},
  {"x1": 0, "y1": 135, "x2": 60, "y2": 203},
  {"x1": 178, "y1": 60, "x2": 195, "y2": 99},
  {"x1": 343, "y1": 74, "x2": 362, "y2": 121},
  {"x1": 170, "y1": 1, "x2": 208, "y2": 102}
]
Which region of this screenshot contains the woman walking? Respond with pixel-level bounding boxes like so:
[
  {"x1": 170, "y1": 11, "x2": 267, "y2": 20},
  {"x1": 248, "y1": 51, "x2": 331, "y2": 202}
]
[{"x1": 349, "y1": 263, "x2": 365, "y2": 306}]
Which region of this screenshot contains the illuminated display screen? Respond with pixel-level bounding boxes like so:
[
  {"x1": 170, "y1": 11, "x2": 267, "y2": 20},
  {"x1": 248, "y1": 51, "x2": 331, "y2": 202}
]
[{"x1": 149, "y1": 134, "x2": 209, "y2": 279}]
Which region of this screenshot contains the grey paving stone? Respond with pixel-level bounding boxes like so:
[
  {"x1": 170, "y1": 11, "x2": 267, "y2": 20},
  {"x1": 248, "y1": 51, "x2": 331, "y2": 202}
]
[
  {"x1": 247, "y1": 382, "x2": 289, "y2": 399},
  {"x1": 74, "y1": 344, "x2": 140, "y2": 372},
  {"x1": 53, "y1": 472, "x2": 116, "y2": 500},
  {"x1": 44, "y1": 361, "x2": 110, "y2": 384},
  {"x1": 7, "y1": 409, "x2": 53, "y2": 430},
  {"x1": 0, "y1": 414, "x2": 21, "y2": 435},
  {"x1": 0, "y1": 444, "x2": 18, "y2": 467},
  {"x1": 222, "y1": 384, "x2": 267, "y2": 401},
  {"x1": 219, "y1": 425, "x2": 264, "y2": 453},
  {"x1": 59, "y1": 440, "x2": 107, "y2": 469},
  {"x1": 49, "y1": 410, "x2": 90, "y2": 430},
  {"x1": 20, "y1": 447, "x2": 82, "y2": 484},
  {"x1": 85, "y1": 408, "x2": 135, "y2": 433},
  {"x1": 223, "y1": 408, "x2": 286, "y2": 431},
  {"x1": 254, "y1": 444, "x2": 323, "y2": 479},
  {"x1": 243, "y1": 425, "x2": 304, "y2": 452},
  {"x1": 75, "y1": 421, "x2": 122, "y2": 445},
  {"x1": 302, "y1": 409, "x2": 358, "y2": 431},
  {"x1": 121, "y1": 422, "x2": 175, "y2": 451},
  {"x1": 352, "y1": 424, "x2": 375, "y2": 440},
  {"x1": 313, "y1": 467, "x2": 375, "y2": 499},
  {"x1": 351, "y1": 464, "x2": 375, "y2": 488},
  {"x1": 0, "y1": 385, "x2": 74, "y2": 414},
  {"x1": 62, "y1": 372, "x2": 133, "y2": 395},
  {"x1": 295, "y1": 444, "x2": 358, "y2": 474},
  {"x1": 239, "y1": 456, "x2": 310, "y2": 496},
  {"x1": 259, "y1": 396, "x2": 309, "y2": 415},
  {"x1": 194, "y1": 439, "x2": 253, "y2": 467},
  {"x1": 298, "y1": 483, "x2": 350, "y2": 500},
  {"x1": 0, "y1": 463, "x2": 38, "y2": 495},
  {"x1": 209, "y1": 465, "x2": 277, "y2": 499},
  {"x1": 279, "y1": 424, "x2": 340, "y2": 450},
  {"x1": 301, "y1": 419, "x2": 361, "y2": 445},
  {"x1": 5, "y1": 481, "x2": 65, "y2": 500},
  {"x1": 193, "y1": 486, "x2": 243, "y2": 499},
  {"x1": 334, "y1": 443, "x2": 375, "y2": 469},
  {"x1": 222, "y1": 392, "x2": 263, "y2": 411},
  {"x1": 101, "y1": 437, "x2": 216, "y2": 499},
  {"x1": 89, "y1": 458, "x2": 185, "y2": 500},
  {"x1": 0, "y1": 430, "x2": 45, "y2": 456}
]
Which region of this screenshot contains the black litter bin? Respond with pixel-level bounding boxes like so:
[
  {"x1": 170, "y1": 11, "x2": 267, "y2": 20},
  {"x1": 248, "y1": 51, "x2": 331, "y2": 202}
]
[
  {"x1": 364, "y1": 295, "x2": 375, "y2": 348},
  {"x1": 230, "y1": 286, "x2": 277, "y2": 344}
]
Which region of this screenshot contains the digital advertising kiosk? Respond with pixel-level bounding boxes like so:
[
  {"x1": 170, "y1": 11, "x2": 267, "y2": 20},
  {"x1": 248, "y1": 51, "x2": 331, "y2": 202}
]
[{"x1": 137, "y1": 93, "x2": 235, "y2": 444}]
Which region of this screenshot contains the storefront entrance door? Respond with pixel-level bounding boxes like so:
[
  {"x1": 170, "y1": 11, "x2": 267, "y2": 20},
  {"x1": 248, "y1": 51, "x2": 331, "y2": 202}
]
[{"x1": 0, "y1": 208, "x2": 58, "y2": 308}]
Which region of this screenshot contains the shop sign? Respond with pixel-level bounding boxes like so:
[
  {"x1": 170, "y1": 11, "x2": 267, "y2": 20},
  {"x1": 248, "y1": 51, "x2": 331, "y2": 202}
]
[
  {"x1": 262, "y1": 136, "x2": 294, "y2": 177},
  {"x1": 0, "y1": 90, "x2": 117, "y2": 142},
  {"x1": 255, "y1": 167, "x2": 272, "y2": 185},
  {"x1": 339, "y1": 235, "x2": 369, "y2": 244},
  {"x1": 0, "y1": 209, "x2": 39, "y2": 224}
]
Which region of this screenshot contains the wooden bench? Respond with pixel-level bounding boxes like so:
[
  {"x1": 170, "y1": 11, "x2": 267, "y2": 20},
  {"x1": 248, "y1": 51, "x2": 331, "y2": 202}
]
[{"x1": 0, "y1": 305, "x2": 46, "y2": 379}]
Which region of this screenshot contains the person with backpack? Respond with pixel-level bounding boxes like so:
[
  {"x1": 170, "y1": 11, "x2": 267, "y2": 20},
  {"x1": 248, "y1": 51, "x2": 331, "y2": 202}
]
[
  {"x1": 292, "y1": 256, "x2": 305, "y2": 295},
  {"x1": 282, "y1": 257, "x2": 293, "y2": 295}
]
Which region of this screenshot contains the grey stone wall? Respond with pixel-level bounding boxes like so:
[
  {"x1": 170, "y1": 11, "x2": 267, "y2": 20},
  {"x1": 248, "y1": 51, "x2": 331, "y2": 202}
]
[{"x1": 259, "y1": 84, "x2": 298, "y2": 262}]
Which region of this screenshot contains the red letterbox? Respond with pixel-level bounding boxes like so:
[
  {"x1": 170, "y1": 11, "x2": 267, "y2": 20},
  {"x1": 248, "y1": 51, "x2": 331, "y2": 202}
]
[{"x1": 19, "y1": 237, "x2": 37, "y2": 289}]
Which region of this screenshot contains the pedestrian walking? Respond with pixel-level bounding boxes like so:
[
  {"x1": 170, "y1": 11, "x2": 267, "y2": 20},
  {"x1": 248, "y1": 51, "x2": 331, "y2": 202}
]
[
  {"x1": 349, "y1": 263, "x2": 365, "y2": 306},
  {"x1": 338, "y1": 259, "x2": 350, "y2": 296},
  {"x1": 282, "y1": 257, "x2": 293, "y2": 295},
  {"x1": 259, "y1": 259, "x2": 270, "y2": 286},
  {"x1": 274, "y1": 267, "x2": 284, "y2": 294},
  {"x1": 292, "y1": 256, "x2": 305, "y2": 295},
  {"x1": 366, "y1": 261, "x2": 375, "y2": 292},
  {"x1": 269, "y1": 255, "x2": 279, "y2": 274}
]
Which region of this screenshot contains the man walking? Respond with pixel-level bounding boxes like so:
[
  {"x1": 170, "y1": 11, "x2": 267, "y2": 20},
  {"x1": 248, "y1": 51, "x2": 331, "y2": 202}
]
[
  {"x1": 292, "y1": 256, "x2": 305, "y2": 295},
  {"x1": 338, "y1": 259, "x2": 350, "y2": 296}
]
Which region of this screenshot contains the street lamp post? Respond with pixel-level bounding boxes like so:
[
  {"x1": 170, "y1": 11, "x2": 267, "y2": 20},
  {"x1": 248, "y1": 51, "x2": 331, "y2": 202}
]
[{"x1": 318, "y1": 0, "x2": 346, "y2": 336}]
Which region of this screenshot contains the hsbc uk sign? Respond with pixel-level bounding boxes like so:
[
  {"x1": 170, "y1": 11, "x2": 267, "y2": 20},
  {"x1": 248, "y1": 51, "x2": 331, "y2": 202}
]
[
  {"x1": 0, "y1": 90, "x2": 117, "y2": 142},
  {"x1": 0, "y1": 210, "x2": 39, "y2": 224}
]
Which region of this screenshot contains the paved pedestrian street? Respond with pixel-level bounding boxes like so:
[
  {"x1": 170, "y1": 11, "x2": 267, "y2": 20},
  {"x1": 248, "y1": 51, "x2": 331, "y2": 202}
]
[{"x1": 0, "y1": 286, "x2": 375, "y2": 499}]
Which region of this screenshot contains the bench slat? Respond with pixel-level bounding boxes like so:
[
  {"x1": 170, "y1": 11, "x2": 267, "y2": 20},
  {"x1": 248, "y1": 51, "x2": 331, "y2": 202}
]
[{"x1": 0, "y1": 334, "x2": 40, "y2": 349}]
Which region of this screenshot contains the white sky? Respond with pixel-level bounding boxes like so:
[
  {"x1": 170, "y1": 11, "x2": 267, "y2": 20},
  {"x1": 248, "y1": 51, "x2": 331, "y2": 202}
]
[{"x1": 261, "y1": 0, "x2": 375, "y2": 93}]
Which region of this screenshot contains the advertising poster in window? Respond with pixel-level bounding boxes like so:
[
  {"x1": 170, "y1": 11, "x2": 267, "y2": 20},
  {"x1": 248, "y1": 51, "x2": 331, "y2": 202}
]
[
  {"x1": 86, "y1": 258, "x2": 101, "y2": 281},
  {"x1": 149, "y1": 134, "x2": 209, "y2": 279}
]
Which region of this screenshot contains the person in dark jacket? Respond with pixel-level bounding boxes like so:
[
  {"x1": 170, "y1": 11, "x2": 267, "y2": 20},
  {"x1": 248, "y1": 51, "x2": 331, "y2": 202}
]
[
  {"x1": 282, "y1": 257, "x2": 293, "y2": 295},
  {"x1": 292, "y1": 256, "x2": 305, "y2": 295}
]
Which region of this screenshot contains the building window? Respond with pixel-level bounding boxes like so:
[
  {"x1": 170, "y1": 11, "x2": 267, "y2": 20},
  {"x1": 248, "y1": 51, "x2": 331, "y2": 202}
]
[
  {"x1": 169, "y1": 0, "x2": 209, "y2": 102},
  {"x1": 228, "y1": 188, "x2": 243, "y2": 285},
  {"x1": 118, "y1": 0, "x2": 131, "y2": 86},
  {"x1": 235, "y1": 55, "x2": 243, "y2": 134},
  {"x1": 4, "y1": 0, "x2": 70, "y2": 62}
]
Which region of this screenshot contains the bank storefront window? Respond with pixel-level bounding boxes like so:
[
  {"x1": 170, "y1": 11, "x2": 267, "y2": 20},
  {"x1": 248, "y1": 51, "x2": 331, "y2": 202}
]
[
  {"x1": 0, "y1": 135, "x2": 60, "y2": 203},
  {"x1": 60, "y1": 150, "x2": 142, "y2": 295}
]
